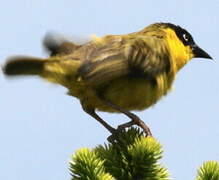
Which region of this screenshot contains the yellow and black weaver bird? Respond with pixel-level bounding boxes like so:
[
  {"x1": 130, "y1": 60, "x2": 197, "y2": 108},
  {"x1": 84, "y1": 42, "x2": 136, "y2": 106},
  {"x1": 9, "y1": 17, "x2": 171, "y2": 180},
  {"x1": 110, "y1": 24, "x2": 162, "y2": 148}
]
[{"x1": 3, "y1": 23, "x2": 212, "y2": 136}]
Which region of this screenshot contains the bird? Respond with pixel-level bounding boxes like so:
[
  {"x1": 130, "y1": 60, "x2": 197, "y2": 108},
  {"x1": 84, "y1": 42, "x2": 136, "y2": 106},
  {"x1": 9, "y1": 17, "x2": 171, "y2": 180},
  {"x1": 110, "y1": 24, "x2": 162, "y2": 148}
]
[{"x1": 3, "y1": 22, "x2": 212, "y2": 137}]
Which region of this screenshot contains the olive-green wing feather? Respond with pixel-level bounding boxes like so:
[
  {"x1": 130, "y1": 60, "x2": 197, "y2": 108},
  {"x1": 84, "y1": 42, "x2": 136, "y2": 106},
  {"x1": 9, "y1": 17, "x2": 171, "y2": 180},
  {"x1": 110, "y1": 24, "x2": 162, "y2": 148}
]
[
  {"x1": 78, "y1": 36, "x2": 170, "y2": 85},
  {"x1": 78, "y1": 53, "x2": 129, "y2": 84},
  {"x1": 126, "y1": 37, "x2": 171, "y2": 78}
]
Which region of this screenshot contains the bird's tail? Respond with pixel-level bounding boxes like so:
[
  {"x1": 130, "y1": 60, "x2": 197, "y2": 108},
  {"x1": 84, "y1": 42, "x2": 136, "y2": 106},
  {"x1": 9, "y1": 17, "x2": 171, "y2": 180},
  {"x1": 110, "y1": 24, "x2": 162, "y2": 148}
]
[
  {"x1": 3, "y1": 56, "x2": 45, "y2": 76},
  {"x1": 3, "y1": 56, "x2": 81, "y2": 85}
]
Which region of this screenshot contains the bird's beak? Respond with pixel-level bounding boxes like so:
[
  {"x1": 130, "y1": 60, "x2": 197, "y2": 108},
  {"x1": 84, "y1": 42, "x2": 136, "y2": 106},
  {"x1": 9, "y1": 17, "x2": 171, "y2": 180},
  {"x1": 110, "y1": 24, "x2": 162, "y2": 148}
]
[{"x1": 192, "y1": 44, "x2": 213, "y2": 59}]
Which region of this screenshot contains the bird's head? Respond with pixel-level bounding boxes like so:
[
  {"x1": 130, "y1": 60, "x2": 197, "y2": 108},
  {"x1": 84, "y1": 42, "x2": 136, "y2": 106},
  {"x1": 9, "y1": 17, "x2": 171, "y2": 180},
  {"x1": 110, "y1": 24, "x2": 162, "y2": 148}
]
[{"x1": 151, "y1": 23, "x2": 212, "y2": 70}]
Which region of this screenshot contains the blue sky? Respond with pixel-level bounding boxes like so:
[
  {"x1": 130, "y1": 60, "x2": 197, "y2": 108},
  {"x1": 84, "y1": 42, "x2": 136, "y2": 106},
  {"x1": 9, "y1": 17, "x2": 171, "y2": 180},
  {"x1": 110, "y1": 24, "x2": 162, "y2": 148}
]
[{"x1": 0, "y1": 0, "x2": 218, "y2": 179}]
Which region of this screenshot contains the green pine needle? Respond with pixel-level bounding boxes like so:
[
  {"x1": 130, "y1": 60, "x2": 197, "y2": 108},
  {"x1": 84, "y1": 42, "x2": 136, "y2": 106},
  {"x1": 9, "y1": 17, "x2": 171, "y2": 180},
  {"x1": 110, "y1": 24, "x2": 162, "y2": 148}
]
[
  {"x1": 127, "y1": 136, "x2": 168, "y2": 179},
  {"x1": 69, "y1": 148, "x2": 113, "y2": 180},
  {"x1": 69, "y1": 127, "x2": 218, "y2": 180},
  {"x1": 196, "y1": 161, "x2": 219, "y2": 180},
  {"x1": 70, "y1": 128, "x2": 169, "y2": 180}
]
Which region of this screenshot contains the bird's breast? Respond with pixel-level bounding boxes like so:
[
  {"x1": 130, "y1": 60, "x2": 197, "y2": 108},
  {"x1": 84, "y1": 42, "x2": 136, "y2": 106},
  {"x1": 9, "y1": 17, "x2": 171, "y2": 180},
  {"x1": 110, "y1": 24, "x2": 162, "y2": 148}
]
[{"x1": 81, "y1": 73, "x2": 175, "y2": 112}]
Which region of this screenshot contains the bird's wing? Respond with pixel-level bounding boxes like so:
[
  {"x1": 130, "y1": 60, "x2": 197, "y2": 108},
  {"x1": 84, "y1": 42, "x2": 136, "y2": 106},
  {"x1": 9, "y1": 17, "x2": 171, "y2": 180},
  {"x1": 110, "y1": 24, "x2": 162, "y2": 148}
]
[
  {"x1": 126, "y1": 37, "x2": 171, "y2": 78},
  {"x1": 78, "y1": 36, "x2": 170, "y2": 85}
]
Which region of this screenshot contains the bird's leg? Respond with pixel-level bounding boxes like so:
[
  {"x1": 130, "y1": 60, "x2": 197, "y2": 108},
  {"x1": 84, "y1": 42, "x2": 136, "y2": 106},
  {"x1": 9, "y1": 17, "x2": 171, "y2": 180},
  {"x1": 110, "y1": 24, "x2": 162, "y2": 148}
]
[
  {"x1": 81, "y1": 103, "x2": 116, "y2": 134},
  {"x1": 101, "y1": 98, "x2": 153, "y2": 137}
]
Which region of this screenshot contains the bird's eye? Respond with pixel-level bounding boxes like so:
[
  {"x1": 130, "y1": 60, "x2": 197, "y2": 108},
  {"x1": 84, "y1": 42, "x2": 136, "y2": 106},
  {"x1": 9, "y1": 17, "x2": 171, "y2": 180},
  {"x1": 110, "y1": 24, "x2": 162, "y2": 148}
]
[{"x1": 183, "y1": 33, "x2": 189, "y2": 42}]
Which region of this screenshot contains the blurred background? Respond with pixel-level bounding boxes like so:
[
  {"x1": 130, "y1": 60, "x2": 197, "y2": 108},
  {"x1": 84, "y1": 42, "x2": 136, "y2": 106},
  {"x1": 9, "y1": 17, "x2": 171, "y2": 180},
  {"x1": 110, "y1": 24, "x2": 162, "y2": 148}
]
[{"x1": 0, "y1": 0, "x2": 218, "y2": 179}]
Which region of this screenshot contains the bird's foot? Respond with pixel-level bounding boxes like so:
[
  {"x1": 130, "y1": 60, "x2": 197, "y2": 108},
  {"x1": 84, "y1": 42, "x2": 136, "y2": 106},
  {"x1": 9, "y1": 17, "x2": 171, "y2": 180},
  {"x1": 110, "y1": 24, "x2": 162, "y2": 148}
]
[
  {"x1": 117, "y1": 113, "x2": 153, "y2": 137},
  {"x1": 129, "y1": 113, "x2": 153, "y2": 137},
  {"x1": 107, "y1": 125, "x2": 126, "y2": 143},
  {"x1": 107, "y1": 117, "x2": 152, "y2": 143}
]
